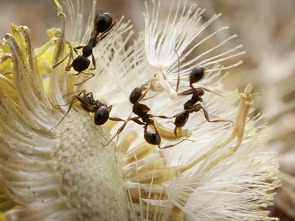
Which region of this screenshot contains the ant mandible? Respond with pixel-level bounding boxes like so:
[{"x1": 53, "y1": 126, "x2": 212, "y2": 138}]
[
  {"x1": 49, "y1": 90, "x2": 123, "y2": 131},
  {"x1": 173, "y1": 66, "x2": 232, "y2": 136},
  {"x1": 54, "y1": 13, "x2": 116, "y2": 85}
]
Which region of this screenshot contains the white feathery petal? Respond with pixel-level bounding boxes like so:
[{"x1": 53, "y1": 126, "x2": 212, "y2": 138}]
[{"x1": 144, "y1": 0, "x2": 245, "y2": 98}]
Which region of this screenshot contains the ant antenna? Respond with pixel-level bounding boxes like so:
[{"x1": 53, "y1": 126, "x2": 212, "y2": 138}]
[{"x1": 174, "y1": 49, "x2": 181, "y2": 92}]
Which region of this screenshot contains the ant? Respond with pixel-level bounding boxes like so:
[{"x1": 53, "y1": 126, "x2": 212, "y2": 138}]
[
  {"x1": 173, "y1": 66, "x2": 232, "y2": 136},
  {"x1": 49, "y1": 90, "x2": 123, "y2": 131},
  {"x1": 54, "y1": 13, "x2": 116, "y2": 85},
  {"x1": 104, "y1": 84, "x2": 189, "y2": 149}
]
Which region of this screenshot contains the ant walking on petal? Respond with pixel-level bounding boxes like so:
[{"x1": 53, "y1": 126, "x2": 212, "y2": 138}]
[
  {"x1": 54, "y1": 13, "x2": 116, "y2": 85},
  {"x1": 173, "y1": 66, "x2": 233, "y2": 136},
  {"x1": 49, "y1": 90, "x2": 124, "y2": 131}
]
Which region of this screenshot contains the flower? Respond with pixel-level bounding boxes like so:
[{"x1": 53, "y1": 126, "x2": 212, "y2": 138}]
[{"x1": 0, "y1": 0, "x2": 279, "y2": 220}]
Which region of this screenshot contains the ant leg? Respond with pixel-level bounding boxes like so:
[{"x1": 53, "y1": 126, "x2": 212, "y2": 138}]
[
  {"x1": 86, "y1": 53, "x2": 97, "y2": 72},
  {"x1": 130, "y1": 118, "x2": 145, "y2": 126},
  {"x1": 138, "y1": 85, "x2": 152, "y2": 102},
  {"x1": 53, "y1": 90, "x2": 86, "y2": 107},
  {"x1": 74, "y1": 72, "x2": 95, "y2": 85},
  {"x1": 71, "y1": 71, "x2": 81, "y2": 76},
  {"x1": 103, "y1": 115, "x2": 142, "y2": 147},
  {"x1": 109, "y1": 117, "x2": 126, "y2": 123},
  {"x1": 84, "y1": 91, "x2": 93, "y2": 100},
  {"x1": 91, "y1": 53, "x2": 96, "y2": 70},
  {"x1": 140, "y1": 94, "x2": 157, "y2": 102},
  {"x1": 74, "y1": 46, "x2": 84, "y2": 50},
  {"x1": 53, "y1": 41, "x2": 74, "y2": 68},
  {"x1": 103, "y1": 119, "x2": 128, "y2": 147},
  {"x1": 48, "y1": 95, "x2": 81, "y2": 131},
  {"x1": 104, "y1": 114, "x2": 144, "y2": 146},
  {"x1": 177, "y1": 88, "x2": 195, "y2": 96},
  {"x1": 199, "y1": 105, "x2": 233, "y2": 124},
  {"x1": 53, "y1": 52, "x2": 71, "y2": 68},
  {"x1": 66, "y1": 64, "x2": 74, "y2": 71},
  {"x1": 174, "y1": 49, "x2": 180, "y2": 92},
  {"x1": 201, "y1": 87, "x2": 223, "y2": 97},
  {"x1": 73, "y1": 46, "x2": 84, "y2": 55},
  {"x1": 159, "y1": 138, "x2": 194, "y2": 149},
  {"x1": 54, "y1": 98, "x2": 78, "y2": 107},
  {"x1": 149, "y1": 114, "x2": 171, "y2": 119}
]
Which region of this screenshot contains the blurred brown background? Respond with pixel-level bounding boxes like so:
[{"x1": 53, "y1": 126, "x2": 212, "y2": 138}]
[{"x1": 1, "y1": 0, "x2": 294, "y2": 220}]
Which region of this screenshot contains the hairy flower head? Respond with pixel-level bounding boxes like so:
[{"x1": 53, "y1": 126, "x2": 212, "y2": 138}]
[{"x1": 0, "y1": 0, "x2": 279, "y2": 220}]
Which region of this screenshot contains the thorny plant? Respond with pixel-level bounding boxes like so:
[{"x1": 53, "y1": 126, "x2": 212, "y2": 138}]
[{"x1": 0, "y1": 0, "x2": 280, "y2": 220}]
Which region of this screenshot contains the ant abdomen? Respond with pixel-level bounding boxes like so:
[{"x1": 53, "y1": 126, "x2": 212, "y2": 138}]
[
  {"x1": 95, "y1": 13, "x2": 113, "y2": 33},
  {"x1": 144, "y1": 131, "x2": 161, "y2": 145},
  {"x1": 190, "y1": 66, "x2": 205, "y2": 84},
  {"x1": 72, "y1": 56, "x2": 90, "y2": 72},
  {"x1": 174, "y1": 112, "x2": 189, "y2": 128},
  {"x1": 94, "y1": 106, "x2": 109, "y2": 125}
]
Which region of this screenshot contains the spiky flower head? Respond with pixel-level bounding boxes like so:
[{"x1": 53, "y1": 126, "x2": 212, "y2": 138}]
[{"x1": 0, "y1": 0, "x2": 279, "y2": 220}]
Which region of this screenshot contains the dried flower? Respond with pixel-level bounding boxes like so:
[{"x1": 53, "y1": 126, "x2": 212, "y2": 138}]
[{"x1": 0, "y1": 0, "x2": 279, "y2": 220}]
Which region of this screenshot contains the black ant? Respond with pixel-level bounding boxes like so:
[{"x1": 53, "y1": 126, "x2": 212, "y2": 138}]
[
  {"x1": 128, "y1": 85, "x2": 163, "y2": 147},
  {"x1": 104, "y1": 84, "x2": 188, "y2": 149},
  {"x1": 49, "y1": 90, "x2": 123, "y2": 131},
  {"x1": 173, "y1": 66, "x2": 232, "y2": 136},
  {"x1": 54, "y1": 13, "x2": 116, "y2": 85}
]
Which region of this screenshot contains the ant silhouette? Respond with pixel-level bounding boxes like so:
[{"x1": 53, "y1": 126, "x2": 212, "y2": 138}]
[
  {"x1": 49, "y1": 90, "x2": 123, "y2": 131},
  {"x1": 173, "y1": 66, "x2": 232, "y2": 136},
  {"x1": 104, "y1": 84, "x2": 188, "y2": 149},
  {"x1": 54, "y1": 13, "x2": 116, "y2": 85}
]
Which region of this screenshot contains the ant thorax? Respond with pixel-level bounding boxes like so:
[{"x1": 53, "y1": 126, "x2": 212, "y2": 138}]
[{"x1": 82, "y1": 44, "x2": 93, "y2": 57}]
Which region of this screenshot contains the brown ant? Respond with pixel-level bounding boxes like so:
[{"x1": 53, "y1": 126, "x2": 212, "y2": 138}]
[
  {"x1": 54, "y1": 13, "x2": 116, "y2": 85},
  {"x1": 49, "y1": 90, "x2": 123, "y2": 131},
  {"x1": 173, "y1": 66, "x2": 232, "y2": 136}
]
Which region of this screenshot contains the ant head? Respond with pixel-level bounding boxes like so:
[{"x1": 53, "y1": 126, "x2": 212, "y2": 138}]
[
  {"x1": 72, "y1": 55, "x2": 90, "y2": 72},
  {"x1": 95, "y1": 13, "x2": 113, "y2": 33},
  {"x1": 94, "y1": 105, "x2": 109, "y2": 125},
  {"x1": 189, "y1": 66, "x2": 205, "y2": 84},
  {"x1": 129, "y1": 87, "x2": 143, "y2": 104},
  {"x1": 144, "y1": 130, "x2": 161, "y2": 145}
]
